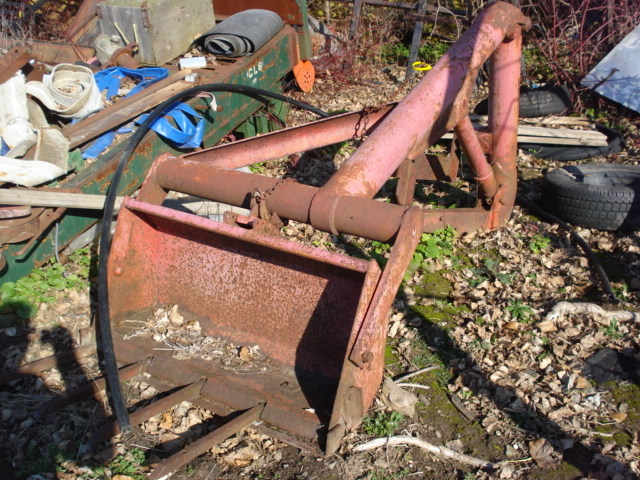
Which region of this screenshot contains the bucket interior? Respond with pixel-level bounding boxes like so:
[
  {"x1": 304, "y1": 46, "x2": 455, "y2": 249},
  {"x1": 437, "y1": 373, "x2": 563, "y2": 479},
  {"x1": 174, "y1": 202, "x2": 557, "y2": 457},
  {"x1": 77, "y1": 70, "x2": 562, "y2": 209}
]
[{"x1": 109, "y1": 199, "x2": 381, "y2": 427}]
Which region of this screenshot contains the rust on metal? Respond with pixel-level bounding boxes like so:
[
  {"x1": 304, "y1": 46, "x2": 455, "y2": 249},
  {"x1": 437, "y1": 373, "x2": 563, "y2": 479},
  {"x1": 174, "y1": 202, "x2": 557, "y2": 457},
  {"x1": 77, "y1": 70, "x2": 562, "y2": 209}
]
[
  {"x1": 213, "y1": 0, "x2": 304, "y2": 24},
  {"x1": 182, "y1": 105, "x2": 394, "y2": 169},
  {"x1": 13, "y1": 207, "x2": 67, "y2": 257},
  {"x1": 35, "y1": 360, "x2": 148, "y2": 418},
  {"x1": 0, "y1": 205, "x2": 32, "y2": 220},
  {"x1": 0, "y1": 208, "x2": 45, "y2": 245},
  {"x1": 0, "y1": 344, "x2": 97, "y2": 386},
  {"x1": 105, "y1": 43, "x2": 141, "y2": 69},
  {"x1": 149, "y1": 403, "x2": 265, "y2": 480},
  {"x1": 89, "y1": 378, "x2": 207, "y2": 448},
  {"x1": 108, "y1": 1, "x2": 529, "y2": 461},
  {"x1": 454, "y1": 115, "x2": 497, "y2": 199},
  {"x1": 0, "y1": 45, "x2": 33, "y2": 84}
]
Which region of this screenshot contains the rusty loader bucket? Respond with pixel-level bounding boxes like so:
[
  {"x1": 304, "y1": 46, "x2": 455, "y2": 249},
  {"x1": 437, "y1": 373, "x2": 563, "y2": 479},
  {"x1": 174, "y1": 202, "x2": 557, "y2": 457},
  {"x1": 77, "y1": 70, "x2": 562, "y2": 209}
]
[{"x1": 106, "y1": 1, "x2": 530, "y2": 472}]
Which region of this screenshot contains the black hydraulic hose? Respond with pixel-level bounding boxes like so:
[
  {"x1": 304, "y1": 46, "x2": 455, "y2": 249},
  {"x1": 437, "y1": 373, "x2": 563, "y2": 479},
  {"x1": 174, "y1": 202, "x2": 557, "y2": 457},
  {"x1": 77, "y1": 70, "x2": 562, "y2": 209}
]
[
  {"x1": 516, "y1": 196, "x2": 618, "y2": 303},
  {"x1": 97, "y1": 84, "x2": 329, "y2": 432}
]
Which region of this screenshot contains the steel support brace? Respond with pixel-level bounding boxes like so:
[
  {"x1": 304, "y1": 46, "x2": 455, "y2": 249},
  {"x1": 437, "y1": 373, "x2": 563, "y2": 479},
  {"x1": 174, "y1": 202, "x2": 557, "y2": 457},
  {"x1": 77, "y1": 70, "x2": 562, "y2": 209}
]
[{"x1": 140, "y1": 2, "x2": 529, "y2": 236}]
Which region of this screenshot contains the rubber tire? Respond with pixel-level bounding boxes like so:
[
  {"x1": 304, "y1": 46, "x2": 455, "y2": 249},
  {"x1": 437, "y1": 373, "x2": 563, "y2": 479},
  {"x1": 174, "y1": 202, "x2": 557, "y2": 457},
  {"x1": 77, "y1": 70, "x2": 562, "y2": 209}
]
[
  {"x1": 542, "y1": 164, "x2": 640, "y2": 231},
  {"x1": 474, "y1": 85, "x2": 572, "y2": 118},
  {"x1": 521, "y1": 124, "x2": 624, "y2": 162}
]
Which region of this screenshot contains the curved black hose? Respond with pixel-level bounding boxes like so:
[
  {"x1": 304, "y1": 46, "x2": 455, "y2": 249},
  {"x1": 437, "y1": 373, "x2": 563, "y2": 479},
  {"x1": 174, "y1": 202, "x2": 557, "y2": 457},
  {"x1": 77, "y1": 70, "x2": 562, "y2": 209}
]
[
  {"x1": 97, "y1": 84, "x2": 329, "y2": 432},
  {"x1": 516, "y1": 196, "x2": 618, "y2": 303}
]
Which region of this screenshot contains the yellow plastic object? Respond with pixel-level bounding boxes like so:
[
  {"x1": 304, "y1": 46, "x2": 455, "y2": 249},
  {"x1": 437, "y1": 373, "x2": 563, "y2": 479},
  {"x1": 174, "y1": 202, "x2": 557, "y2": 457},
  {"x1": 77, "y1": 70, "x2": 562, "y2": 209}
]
[
  {"x1": 412, "y1": 61, "x2": 432, "y2": 72},
  {"x1": 293, "y1": 60, "x2": 315, "y2": 93}
]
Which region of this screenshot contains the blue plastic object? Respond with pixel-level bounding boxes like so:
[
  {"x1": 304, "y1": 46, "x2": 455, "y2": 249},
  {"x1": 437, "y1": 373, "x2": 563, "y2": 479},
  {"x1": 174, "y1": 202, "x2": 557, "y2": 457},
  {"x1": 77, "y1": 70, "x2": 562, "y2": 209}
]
[
  {"x1": 83, "y1": 67, "x2": 204, "y2": 158},
  {"x1": 94, "y1": 67, "x2": 168, "y2": 101},
  {"x1": 137, "y1": 103, "x2": 205, "y2": 149}
]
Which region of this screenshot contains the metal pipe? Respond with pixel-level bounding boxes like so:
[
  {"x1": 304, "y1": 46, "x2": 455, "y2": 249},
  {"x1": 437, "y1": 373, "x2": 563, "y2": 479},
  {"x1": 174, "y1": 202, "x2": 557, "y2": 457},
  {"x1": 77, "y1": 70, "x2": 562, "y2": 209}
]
[
  {"x1": 454, "y1": 115, "x2": 497, "y2": 199},
  {"x1": 316, "y1": 1, "x2": 528, "y2": 200},
  {"x1": 183, "y1": 105, "x2": 394, "y2": 169},
  {"x1": 150, "y1": 159, "x2": 409, "y2": 242},
  {"x1": 487, "y1": 18, "x2": 525, "y2": 228},
  {"x1": 308, "y1": 1, "x2": 528, "y2": 234}
]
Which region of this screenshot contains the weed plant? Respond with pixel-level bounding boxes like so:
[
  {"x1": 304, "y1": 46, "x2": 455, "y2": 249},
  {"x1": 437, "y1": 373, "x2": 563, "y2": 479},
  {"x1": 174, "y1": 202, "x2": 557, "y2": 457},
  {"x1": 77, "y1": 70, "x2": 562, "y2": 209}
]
[
  {"x1": 361, "y1": 411, "x2": 405, "y2": 437},
  {"x1": 0, "y1": 248, "x2": 93, "y2": 319}
]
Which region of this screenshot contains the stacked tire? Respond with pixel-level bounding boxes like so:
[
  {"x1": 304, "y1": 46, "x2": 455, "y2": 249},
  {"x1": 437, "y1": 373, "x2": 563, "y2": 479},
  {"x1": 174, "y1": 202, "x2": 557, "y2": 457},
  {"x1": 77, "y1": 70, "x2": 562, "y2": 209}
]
[{"x1": 543, "y1": 164, "x2": 640, "y2": 231}]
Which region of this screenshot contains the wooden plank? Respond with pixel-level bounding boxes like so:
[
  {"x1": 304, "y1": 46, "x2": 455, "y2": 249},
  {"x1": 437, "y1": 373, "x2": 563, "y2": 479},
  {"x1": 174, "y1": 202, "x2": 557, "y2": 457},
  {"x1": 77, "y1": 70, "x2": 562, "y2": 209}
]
[
  {"x1": 513, "y1": 126, "x2": 606, "y2": 140},
  {"x1": 63, "y1": 72, "x2": 193, "y2": 148},
  {"x1": 441, "y1": 132, "x2": 608, "y2": 146},
  {"x1": 515, "y1": 136, "x2": 608, "y2": 146},
  {"x1": 470, "y1": 114, "x2": 591, "y2": 127},
  {"x1": 0, "y1": 45, "x2": 33, "y2": 84},
  {"x1": 30, "y1": 41, "x2": 95, "y2": 64},
  {"x1": 468, "y1": 121, "x2": 606, "y2": 141},
  {"x1": 0, "y1": 190, "x2": 124, "y2": 210}
]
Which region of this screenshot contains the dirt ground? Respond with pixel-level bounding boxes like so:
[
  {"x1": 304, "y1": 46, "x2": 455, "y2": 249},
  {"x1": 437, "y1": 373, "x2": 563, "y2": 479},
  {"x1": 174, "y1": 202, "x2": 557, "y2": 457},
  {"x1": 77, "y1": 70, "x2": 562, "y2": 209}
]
[{"x1": 1, "y1": 61, "x2": 640, "y2": 480}]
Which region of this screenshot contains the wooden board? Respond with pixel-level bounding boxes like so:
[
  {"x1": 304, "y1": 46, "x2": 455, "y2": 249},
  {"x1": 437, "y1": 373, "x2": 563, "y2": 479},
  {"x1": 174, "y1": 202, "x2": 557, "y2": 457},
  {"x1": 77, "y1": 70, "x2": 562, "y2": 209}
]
[
  {"x1": 0, "y1": 190, "x2": 123, "y2": 210},
  {"x1": 442, "y1": 123, "x2": 608, "y2": 147}
]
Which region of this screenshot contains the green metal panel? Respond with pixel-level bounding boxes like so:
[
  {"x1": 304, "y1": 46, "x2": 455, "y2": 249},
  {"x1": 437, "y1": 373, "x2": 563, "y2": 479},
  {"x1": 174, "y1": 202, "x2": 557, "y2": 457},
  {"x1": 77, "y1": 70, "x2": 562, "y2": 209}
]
[
  {"x1": 296, "y1": 0, "x2": 312, "y2": 60},
  {"x1": 1, "y1": 31, "x2": 296, "y2": 283}
]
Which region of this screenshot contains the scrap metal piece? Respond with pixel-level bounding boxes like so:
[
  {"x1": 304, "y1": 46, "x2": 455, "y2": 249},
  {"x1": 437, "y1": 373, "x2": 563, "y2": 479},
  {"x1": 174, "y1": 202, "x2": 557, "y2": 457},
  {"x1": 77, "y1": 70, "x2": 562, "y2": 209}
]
[
  {"x1": 0, "y1": 45, "x2": 33, "y2": 85},
  {"x1": 0, "y1": 344, "x2": 97, "y2": 386},
  {"x1": 34, "y1": 360, "x2": 148, "y2": 418},
  {"x1": 149, "y1": 403, "x2": 265, "y2": 480},
  {"x1": 88, "y1": 378, "x2": 207, "y2": 448},
  {"x1": 108, "y1": 1, "x2": 529, "y2": 460}
]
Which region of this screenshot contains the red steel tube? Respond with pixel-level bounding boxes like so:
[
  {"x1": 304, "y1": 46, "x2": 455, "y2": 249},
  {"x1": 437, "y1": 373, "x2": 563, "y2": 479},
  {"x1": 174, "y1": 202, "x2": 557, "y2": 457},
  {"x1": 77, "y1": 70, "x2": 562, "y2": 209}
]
[
  {"x1": 183, "y1": 105, "x2": 394, "y2": 169},
  {"x1": 454, "y1": 115, "x2": 497, "y2": 198},
  {"x1": 149, "y1": 157, "x2": 409, "y2": 242},
  {"x1": 315, "y1": 1, "x2": 529, "y2": 200},
  {"x1": 487, "y1": 18, "x2": 524, "y2": 228}
]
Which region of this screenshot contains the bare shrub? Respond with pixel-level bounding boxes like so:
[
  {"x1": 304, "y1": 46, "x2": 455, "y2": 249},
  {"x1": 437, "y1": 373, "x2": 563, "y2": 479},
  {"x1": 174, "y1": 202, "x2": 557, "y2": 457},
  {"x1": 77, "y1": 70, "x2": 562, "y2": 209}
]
[
  {"x1": 0, "y1": 0, "x2": 36, "y2": 51},
  {"x1": 521, "y1": 0, "x2": 640, "y2": 86}
]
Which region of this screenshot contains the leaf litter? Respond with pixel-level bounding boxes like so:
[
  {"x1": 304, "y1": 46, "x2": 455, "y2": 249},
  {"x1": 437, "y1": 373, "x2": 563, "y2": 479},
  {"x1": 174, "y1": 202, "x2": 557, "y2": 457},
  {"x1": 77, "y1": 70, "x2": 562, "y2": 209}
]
[{"x1": 1, "y1": 64, "x2": 639, "y2": 480}]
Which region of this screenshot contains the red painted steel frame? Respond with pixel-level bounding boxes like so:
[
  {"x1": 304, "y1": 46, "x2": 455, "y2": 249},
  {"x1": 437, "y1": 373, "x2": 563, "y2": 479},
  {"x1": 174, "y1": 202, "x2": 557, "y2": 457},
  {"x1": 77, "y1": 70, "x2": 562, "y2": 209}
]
[
  {"x1": 111, "y1": 1, "x2": 530, "y2": 456},
  {"x1": 139, "y1": 1, "x2": 529, "y2": 235}
]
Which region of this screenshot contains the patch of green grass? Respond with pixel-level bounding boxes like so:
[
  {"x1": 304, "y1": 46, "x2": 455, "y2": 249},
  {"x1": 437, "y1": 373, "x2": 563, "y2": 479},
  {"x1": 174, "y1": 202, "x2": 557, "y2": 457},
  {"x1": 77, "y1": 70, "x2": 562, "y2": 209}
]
[
  {"x1": 409, "y1": 337, "x2": 454, "y2": 386},
  {"x1": 378, "y1": 37, "x2": 449, "y2": 66},
  {"x1": 12, "y1": 444, "x2": 64, "y2": 478},
  {"x1": 593, "y1": 383, "x2": 640, "y2": 446},
  {"x1": 418, "y1": 39, "x2": 449, "y2": 64},
  {"x1": 470, "y1": 338, "x2": 492, "y2": 351},
  {"x1": 361, "y1": 411, "x2": 405, "y2": 437},
  {"x1": 379, "y1": 42, "x2": 410, "y2": 64},
  {"x1": 467, "y1": 249, "x2": 515, "y2": 287},
  {"x1": 370, "y1": 240, "x2": 392, "y2": 267},
  {"x1": 527, "y1": 461, "x2": 583, "y2": 480},
  {"x1": 405, "y1": 226, "x2": 458, "y2": 280},
  {"x1": 249, "y1": 162, "x2": 267, "y2": 174},
  {"x1": 411, "y1": 302, "x2": 469, "y2": 329}
]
